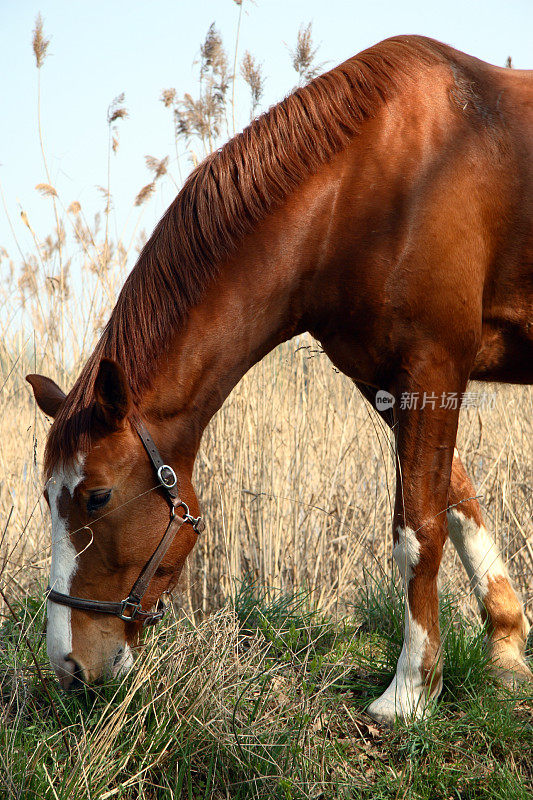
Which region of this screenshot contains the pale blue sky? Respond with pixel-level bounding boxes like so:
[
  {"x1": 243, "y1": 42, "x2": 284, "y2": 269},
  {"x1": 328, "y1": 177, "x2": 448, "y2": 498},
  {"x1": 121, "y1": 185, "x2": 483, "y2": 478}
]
[{"x1": 1, "y1": 0, "x2": 532, "y2": 268}]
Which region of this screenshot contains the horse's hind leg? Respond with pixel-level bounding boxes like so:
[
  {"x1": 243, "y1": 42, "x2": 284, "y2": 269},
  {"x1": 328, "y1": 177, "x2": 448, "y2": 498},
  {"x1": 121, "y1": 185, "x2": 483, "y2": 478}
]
[
  {"x1": 448, "y1": 451, "x2": 531, "y2": 683},
  {"x1": 357, "y1": 380, "x2": 531, "y2": 702},
  {"x1": 366, "y1": 355, "x2": 464, "y2": 724}
]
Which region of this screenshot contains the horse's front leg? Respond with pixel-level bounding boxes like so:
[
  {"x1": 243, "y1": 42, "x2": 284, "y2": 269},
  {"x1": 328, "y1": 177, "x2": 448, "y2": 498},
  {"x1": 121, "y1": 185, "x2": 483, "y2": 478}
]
[{"x1": 368, "y1": 360, "x2": 464, "y2": 724}]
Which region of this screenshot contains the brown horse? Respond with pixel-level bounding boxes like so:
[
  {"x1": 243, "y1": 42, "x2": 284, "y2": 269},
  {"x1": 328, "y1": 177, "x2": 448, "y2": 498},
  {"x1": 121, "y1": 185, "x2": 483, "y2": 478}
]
[{"x1": 27, "y1": 35, "x2": 532, "y2": 723}]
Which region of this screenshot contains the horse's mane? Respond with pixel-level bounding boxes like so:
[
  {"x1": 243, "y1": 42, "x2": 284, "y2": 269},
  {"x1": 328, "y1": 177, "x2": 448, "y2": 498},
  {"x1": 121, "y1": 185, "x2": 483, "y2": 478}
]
[{"x1": 44, "y1": 35, "x2": 446, "y2": 476}]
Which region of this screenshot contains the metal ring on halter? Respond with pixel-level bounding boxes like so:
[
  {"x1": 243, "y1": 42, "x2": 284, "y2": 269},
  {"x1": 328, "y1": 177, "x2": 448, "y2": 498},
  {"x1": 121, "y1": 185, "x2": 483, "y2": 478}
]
[
  {"x1": 157, "y1": 464, "x2": 177, "y2": 489},
  {"x1": 119, "y1": 598, "x2": 142, "y2": 622},
  {"x1": 176, "y1": 500, "x2": 190, "y2": 518},
  {"x1": 142, "y1": 600, "x2": 167, "y2": 626},
  {"x1": 175, "y1": 501, "x2": 204, "y2": 534}
]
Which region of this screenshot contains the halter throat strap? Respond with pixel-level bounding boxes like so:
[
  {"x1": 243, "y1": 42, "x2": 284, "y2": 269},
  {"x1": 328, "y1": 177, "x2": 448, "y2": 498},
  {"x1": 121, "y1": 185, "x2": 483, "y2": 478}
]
[{"x1": 46, "y1": 419, "x2": 204, "y2": 627}]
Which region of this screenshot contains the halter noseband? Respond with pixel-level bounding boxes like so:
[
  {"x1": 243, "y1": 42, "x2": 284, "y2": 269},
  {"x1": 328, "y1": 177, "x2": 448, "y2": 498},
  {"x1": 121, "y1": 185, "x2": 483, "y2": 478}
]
[{"x1": 46, "y1": 420, "x2": 204, "y2": 627}]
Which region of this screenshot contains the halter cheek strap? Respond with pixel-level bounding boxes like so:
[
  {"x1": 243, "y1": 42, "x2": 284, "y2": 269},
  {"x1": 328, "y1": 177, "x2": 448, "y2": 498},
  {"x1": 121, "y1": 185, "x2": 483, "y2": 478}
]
[{"x1": 46, "y1": 419, "x2": 204, "y2": 627}]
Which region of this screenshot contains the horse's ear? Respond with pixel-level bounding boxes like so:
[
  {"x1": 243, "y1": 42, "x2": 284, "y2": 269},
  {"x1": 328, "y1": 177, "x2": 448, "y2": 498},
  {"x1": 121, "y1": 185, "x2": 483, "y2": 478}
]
[
  {"x1": 26, "y1": 374, "x2": 66, "y2": 418},
  {"x1": 94, "y1": 359, "x2": 131, "y2": 430}
]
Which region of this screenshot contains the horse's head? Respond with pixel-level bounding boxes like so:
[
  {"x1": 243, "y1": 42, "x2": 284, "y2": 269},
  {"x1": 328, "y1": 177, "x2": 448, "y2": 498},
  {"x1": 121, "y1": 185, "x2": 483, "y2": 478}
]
[{"x1": 27, "y1": 359, "x2": 199, "y2": 689}]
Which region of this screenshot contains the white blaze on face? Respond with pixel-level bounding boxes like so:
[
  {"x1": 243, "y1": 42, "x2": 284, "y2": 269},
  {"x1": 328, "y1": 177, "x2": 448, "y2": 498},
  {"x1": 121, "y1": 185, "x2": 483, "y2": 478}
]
[
  {"x1": 369, "y1": 526, "x2": 433, "y2": 723},
  {"x1": 46, "y1": 455, "x2": 85, "y2": 676}
]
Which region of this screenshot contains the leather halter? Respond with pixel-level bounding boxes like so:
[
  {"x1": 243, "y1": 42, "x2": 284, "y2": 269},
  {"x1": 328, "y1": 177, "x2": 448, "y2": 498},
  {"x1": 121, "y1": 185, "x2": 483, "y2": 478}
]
[{"x1": 46, "y1": 420, "x2": 204, "y2": 627}]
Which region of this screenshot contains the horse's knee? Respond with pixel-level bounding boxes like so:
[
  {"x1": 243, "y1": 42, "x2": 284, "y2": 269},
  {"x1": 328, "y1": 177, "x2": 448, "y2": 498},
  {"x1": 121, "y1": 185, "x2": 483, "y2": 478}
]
[{"x1": 394, "y1": 526, "x2": 444, "y2": 583}]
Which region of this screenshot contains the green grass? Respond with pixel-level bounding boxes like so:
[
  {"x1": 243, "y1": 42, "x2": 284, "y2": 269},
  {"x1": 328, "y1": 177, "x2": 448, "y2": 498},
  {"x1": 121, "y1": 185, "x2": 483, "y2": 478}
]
[{"x1": 0, "y1": 580, "x2": 531, "y2": 799}]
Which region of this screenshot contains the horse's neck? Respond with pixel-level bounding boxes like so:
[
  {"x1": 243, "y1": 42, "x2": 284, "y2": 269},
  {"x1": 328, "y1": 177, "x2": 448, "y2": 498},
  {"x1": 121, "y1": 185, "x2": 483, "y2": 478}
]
[{"x1": 138, "y1": 192, "x2": 327, "y2": 459}]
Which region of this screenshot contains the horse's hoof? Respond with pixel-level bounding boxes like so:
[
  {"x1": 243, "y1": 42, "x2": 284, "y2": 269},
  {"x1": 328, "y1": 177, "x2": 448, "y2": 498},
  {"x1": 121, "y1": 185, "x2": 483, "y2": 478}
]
[
  {"x1": 367, "y1": 682, "x2": 429, "y2": 725},
  {"x1": 490, "y1": 657, "x2": 533, "y2": 688}
]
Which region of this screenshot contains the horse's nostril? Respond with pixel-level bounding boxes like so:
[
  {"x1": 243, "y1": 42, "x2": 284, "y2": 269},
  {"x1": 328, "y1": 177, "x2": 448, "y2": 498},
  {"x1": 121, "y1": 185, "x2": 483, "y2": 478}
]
[
  {"x1": 60, "y1": 656, "x2": 86, "y2": 691},
  {"x1": 111, "y1": 644, "x2": 134, "y2": 678}
]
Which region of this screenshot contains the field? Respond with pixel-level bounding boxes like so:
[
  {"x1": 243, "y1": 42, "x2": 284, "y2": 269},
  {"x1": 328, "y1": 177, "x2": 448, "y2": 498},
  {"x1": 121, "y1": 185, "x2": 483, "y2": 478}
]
[{"x1": 0, "y1": 14, "x2": 532, "y2": 800}]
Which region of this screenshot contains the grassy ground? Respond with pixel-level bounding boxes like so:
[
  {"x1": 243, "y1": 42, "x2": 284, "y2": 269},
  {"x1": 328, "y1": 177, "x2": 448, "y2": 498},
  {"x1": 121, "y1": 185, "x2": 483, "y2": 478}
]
[{"x1": 1, "y1": 579, "x2": 531, "y2": 799}]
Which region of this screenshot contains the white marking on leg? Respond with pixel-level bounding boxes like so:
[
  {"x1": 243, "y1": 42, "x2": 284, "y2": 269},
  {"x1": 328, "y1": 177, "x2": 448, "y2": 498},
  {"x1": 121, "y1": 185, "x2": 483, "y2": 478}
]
[
  {"x1": 369, "y1": 608, "x2": 431, "y2": 723},
  {"x1": 46, "y1": 456, "x2": 85, "y2": 679},
  {"x1": 369, "y1": 527, "x2": 436, "y2": 723},
  {"x1": 447, "y1": 509, "x2": 508, "y2": 601},
  {"x1": 447, "y1": 508, "x2": 530, "y2": 678},
  {"x1": 392, "y1": 526, "x2": 420, "y2": 582}
]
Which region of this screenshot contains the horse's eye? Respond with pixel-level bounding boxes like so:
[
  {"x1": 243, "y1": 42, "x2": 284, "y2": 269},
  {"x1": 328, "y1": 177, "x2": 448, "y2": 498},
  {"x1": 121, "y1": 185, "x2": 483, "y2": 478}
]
[{"x1": 87, "y1": 490, "x2": 112, "y2": 514}]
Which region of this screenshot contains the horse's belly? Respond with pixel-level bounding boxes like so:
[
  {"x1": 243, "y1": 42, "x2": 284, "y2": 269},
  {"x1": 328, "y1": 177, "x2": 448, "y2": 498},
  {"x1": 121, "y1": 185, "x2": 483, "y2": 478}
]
[{"x1": 471, "y1": 321, "x2": 533, "y2": 383}]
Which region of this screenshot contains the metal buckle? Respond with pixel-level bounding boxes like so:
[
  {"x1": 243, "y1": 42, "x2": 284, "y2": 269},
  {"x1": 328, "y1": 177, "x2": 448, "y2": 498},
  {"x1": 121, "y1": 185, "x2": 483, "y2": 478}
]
[
  {"x1": 119, "y1": 598, "x2": 142, "y2": 621},
  {"x1": 157, "y1": 464, "x2": 177, "y2": 490},
  {"x1": 143, "y1": 600, "x2": 168, "y2": 627},
  {"x1": 176, "y1": 501, "x2": 204, "y2": 534}
]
